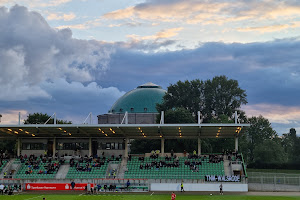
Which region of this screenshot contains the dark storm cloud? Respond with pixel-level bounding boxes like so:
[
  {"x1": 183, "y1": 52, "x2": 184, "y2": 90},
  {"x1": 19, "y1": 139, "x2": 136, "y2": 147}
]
[{"x1": 104, "y1": 38, "x2": 300, "y2": 108}]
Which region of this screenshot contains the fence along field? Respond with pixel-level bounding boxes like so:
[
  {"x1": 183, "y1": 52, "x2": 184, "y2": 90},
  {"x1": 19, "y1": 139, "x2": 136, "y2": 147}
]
[{"x1": 248, "y1": 172, "x2": 300, "y2": 191}]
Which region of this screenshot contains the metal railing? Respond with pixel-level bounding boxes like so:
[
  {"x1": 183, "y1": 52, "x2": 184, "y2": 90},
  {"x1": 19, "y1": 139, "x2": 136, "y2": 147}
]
[{"x1": 241, "y1": 153, "x2": 247, "y2": 178}]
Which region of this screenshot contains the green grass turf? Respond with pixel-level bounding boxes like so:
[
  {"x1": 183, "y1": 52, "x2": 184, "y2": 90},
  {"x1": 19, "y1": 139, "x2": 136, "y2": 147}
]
[{"x1": 1, "y1": 194, "x2": 300, "y2": 200}]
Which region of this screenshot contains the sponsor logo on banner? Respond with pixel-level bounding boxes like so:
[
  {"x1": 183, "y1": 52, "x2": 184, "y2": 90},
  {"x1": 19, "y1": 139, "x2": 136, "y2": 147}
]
[
  {"x1": 205, "y1": 175, "x2": 240, "y2": 182},
  {"x1": 25, "y1": 183, "x2": 94, "y2": 190}
]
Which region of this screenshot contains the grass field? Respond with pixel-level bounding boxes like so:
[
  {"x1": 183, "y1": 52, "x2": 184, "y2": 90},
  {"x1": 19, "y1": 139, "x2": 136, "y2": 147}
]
[{"x1": 1, "y1": 194, "x2": 300, "y2": 200}]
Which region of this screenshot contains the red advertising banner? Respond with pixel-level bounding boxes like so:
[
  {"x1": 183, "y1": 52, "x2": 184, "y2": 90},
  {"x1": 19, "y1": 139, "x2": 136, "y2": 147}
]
[{"x1": 25, "y1": 183, "x2": 94, "y2": 190}]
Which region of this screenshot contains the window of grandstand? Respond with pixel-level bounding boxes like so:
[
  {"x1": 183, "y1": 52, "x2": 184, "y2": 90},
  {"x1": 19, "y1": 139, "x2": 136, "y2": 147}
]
[
  {"x1": 99, "y1": 142, "x2": 124, "y2": 150},
  {"x1": 22, "y1": 143, "x2": 45, "y2": 150},
  {"x1": 56, "y1": 142, "x2": 89, "y2": 150}
]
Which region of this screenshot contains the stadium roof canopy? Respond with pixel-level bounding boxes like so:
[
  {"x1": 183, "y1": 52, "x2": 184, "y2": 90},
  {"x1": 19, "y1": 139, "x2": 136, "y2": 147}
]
[{"x1": 0, "y1": 123, "x2": 249, "y2": 139}]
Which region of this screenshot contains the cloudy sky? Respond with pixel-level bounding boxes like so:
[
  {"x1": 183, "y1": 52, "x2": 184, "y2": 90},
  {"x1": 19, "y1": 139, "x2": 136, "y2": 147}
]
[{"x1": 1, "y1": 0, "x2": 300, "y2": 135}]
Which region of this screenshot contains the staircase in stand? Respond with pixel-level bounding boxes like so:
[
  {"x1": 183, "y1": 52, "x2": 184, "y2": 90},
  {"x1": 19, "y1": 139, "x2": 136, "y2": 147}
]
[
  {"x1": 223, "y1": 158, "x2": 233, "y2": 176},
  {"x1": 0, "y1": 159, "x2": 16, "y2": 178},
  {"x1": 55, "y1": 164, "x2": 70, "y2": 179},
  {"x1": 117, "y1": 158, "x2": 128, "y2": 179}
]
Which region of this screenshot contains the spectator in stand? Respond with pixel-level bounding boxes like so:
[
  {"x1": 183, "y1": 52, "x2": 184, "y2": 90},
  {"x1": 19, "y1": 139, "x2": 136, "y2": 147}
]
[
  {"x1": 155, "y1": 150, "x2": 160, "y2": 156},
  {"x1": 0, "y1": 183, "x2": 4, "y2": 195},
  {"x1": 97, "y1": 184, "x2": 101, "y2": 192},
  {"x1": 193, "y1": 150, "x2": 197, "y2": 157}
]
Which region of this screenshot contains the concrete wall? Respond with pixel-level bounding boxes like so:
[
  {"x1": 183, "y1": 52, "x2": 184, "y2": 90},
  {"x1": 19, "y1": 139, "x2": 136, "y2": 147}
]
[
  {"x1": 97, "y1": 113, "x2": 158, "y2": 124},
  {"x1": 150, "y1": 183, "x2": 248, "y2": 192}
]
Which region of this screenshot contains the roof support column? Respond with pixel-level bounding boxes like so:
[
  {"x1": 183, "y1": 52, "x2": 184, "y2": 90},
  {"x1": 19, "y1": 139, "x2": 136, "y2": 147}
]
[
  {"x1": 198, "y1": 137, "x2": 201, "y2": 156},
  {"x1": 124, "y1": 137, "x2": 129, "y2": 159},
  {"x1": 53, "y1": 137, "x2": 56, "y2": 158},
  {"x1": 17, "y1": 138, "x2": 21, "y2": 157},
  {"x1": 89, "y1": 137, "x2": 92, "y2": 157},
  {"x1": 235, "y1": 136, "x2": 238, "y2": 152},
  {"x1": 161, "y1": 138, "x2": 165, "y2": 156}
]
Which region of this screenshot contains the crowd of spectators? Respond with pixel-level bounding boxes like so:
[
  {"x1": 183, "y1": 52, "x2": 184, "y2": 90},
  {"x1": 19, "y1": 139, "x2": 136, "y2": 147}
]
[
  {"x1": 70, "y1": 154, "x2": 122, "y2": 172},
  {"x1": 18, "y1": 154, "x2": 62, "y2": 175},
  {"x1": 0, "y1": 183, "x2": 21, "y2": 195},
  {"x1": 134, "y1": 151, "x2": 225, "y2": 172},
  {"x1": 139, "y1": 159, "x2": 180, "y2": 170}
]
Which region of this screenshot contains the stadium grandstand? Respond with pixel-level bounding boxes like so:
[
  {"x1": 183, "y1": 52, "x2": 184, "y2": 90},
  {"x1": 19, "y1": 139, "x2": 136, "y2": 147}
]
[{"x1": 0, "y1": 83, "x2": 249, "y2": 193}]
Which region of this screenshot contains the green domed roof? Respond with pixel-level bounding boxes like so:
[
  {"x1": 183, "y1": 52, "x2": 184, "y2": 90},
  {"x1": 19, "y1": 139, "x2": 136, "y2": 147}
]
[{"x1": 109, "y1": 82, "x2": 166, "y2": 114}]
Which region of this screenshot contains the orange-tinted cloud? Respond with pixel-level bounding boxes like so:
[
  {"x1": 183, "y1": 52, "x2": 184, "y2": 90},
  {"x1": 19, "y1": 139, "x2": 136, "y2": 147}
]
[
  {"x1": 243, "y1": 104, "x2": 300, "y2": 124},
  {"x1": 102, "y1": 0, "x2": 300, "y2": 28},
  {"x1": 127, "y1": 27, "x2": 183, "y2": 40},
  {"x1": 0, "y1": 110, "x2": 28, "y2": 125},
  {"x1": 47, "y1": 12, "x2": 76, "y2": 21}
]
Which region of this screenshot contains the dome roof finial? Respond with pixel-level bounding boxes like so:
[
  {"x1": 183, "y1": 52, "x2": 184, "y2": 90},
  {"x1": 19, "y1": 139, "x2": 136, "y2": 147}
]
[{"x1": 137, "y1": 82, "x2": 162, "y2": 89}]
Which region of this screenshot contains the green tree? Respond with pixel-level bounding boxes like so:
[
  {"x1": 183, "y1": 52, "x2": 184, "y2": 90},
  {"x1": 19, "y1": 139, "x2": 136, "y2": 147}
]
[
  {"x1": 24, "y1": 113, "x2": 72, "y2": 124},
  {"x1": 253, "y1": 138, "x2": 287, "y2": 164},
  {"x1": 203, "y1": 76, "x2": 247, "y2": 122},
  {"x1": 156, "y1": 107, "x2": 196, "y2": 124},
  {"x1": 282, "y1": 128, "x2": 300, "y2": 163},
  {"x1": 157, "y1": 76, "x2": 247, "y2": 123},
  {"x1": 241, "y1": 115, "x2": 279, "y2": 164},
  {"x1": 156, "y1": 79, "x2": 205, "y2": 116}
]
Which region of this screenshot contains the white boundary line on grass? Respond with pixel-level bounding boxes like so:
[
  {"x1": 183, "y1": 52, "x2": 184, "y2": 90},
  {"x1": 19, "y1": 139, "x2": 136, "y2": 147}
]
[{"x1": 24, "y1": 195, "x2": 44, "y2": 200}]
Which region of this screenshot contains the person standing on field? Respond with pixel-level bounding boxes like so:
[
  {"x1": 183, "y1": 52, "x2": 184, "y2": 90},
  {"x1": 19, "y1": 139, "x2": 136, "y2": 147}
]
[
  {"x1": 181, "y1": 181, "x2": 184, "y2": 192},
  {"x1": 171, "y1": 192, "x2": 176, "y2": 200},
  {"x1": 71, "y1": 181, "x2": 75, "y2": 190},
  {"x1": 219, "y1": 183, "x2": 223, "y2": 195}
]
